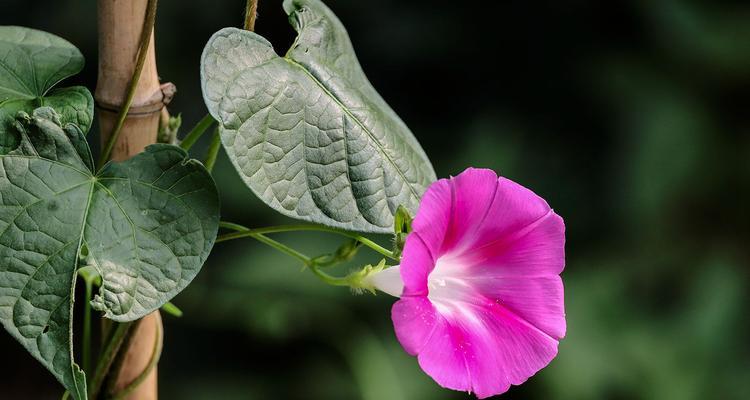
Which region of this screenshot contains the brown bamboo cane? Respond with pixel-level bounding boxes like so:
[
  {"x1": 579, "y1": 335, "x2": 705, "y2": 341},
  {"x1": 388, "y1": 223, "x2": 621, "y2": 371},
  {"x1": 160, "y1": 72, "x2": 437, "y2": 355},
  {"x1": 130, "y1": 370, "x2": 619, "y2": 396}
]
[{"x1": 95, "y1": 0, "x2": 171, "y2": 398}]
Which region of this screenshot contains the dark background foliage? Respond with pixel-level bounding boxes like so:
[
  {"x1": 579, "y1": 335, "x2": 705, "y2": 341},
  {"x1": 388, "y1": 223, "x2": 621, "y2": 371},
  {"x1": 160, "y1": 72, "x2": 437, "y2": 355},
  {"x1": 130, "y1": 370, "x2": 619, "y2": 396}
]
[{"x1": 2, "y1": 0, "x2": 749, "y2": 398}]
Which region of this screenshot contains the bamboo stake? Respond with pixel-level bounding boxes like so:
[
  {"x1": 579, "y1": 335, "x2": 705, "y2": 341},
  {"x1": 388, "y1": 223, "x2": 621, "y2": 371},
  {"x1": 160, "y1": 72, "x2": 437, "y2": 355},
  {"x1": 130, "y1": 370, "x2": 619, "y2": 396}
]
[
  {"x1": 95, "y1": 0, "x2": 168, "y2": 398},
  {"x1": 96, "y1": 0, "x2": 173, "y2": 162}
]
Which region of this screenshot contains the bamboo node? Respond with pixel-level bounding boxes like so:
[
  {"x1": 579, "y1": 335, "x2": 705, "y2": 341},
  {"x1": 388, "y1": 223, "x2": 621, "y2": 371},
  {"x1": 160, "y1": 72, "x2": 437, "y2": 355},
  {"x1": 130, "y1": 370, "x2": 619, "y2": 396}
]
[{"x1": 96, "y1": 82, "x2": 176, "y2": 116}]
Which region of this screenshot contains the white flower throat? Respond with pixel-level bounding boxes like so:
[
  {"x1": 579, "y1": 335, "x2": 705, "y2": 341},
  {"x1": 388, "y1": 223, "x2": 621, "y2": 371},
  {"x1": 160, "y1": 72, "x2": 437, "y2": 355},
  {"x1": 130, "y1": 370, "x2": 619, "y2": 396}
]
[{"x1": 368, "y1": 256, "x2": 473, "y2": 307}]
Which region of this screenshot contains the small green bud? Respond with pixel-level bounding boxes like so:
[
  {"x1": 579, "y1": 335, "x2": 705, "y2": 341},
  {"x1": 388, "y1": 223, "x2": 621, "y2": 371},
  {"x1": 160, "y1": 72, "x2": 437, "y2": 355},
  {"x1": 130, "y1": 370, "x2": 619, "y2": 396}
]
[
  {"x1": 335, "y1": 239, "x2": 361, "y2": 262},
  {"x1": 158, "y1": 112, "x2": 182, "y2": 144},
  {"x1": 392, "y1": 205, "x2": 413, "y2": 259},
  {"x1": 394, "y1": 205, "x2": 413, "y2": 235}
]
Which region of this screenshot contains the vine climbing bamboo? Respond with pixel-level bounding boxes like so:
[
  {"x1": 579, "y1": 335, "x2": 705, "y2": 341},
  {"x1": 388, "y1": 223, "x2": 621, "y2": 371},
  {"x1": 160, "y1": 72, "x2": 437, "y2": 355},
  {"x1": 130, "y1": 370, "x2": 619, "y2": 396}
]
[{"x1": 95, "y1": 0, "x2": 165, "y2": 398}]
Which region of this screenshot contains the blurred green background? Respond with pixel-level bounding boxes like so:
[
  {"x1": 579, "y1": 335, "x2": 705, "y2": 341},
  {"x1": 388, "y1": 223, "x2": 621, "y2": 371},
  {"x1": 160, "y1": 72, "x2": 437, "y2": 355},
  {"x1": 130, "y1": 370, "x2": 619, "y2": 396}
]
[{"x1": 2, "y1": 0, "x2": 750, "y2": 398}]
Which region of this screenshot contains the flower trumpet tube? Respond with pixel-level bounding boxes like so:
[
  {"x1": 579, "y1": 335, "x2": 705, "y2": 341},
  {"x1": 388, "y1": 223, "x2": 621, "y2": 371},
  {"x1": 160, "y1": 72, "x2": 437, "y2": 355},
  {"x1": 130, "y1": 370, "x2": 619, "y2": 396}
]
[{"x1": 366, "y1": 168, "x2": 566, "y2": 398}]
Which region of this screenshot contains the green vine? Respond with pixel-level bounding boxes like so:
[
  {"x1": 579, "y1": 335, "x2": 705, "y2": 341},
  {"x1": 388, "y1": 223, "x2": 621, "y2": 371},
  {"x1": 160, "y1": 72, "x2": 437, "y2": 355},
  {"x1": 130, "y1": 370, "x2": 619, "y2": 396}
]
[
  {"x1": 203, "y1": 127, "x2": 222, "y2": 172},
  {"x1": 218, "y1": 221, "x2": 392, "y2": 290},
  {"x1": 108, "y1": 319, "x2": 163, "y2": 400},
  {"x1": 88, "y1": 322, "x2": 134, "y2": 399},
  {"x1": 217, "y1": 222, "x2": 397, "y2": 261},
  {"x1": 179, "y1": 114, "x2": 214, "y2": 151}
]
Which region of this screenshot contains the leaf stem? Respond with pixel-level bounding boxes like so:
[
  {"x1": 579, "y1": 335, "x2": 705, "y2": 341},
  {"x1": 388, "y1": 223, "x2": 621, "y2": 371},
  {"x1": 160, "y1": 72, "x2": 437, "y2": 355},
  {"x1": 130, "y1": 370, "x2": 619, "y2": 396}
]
[
  {"x1": 218, "y1": 222, "x2": 391, "y2": 289},
  {"x1": 179, "y1": 113, "x2": 214, "y2": 151},
  {"x1": 161, "y1": 301, "x2": 183, "y2": 318},
  {"x1": 88, "y1": 321, "x2": 133, "y2": 399},
  {"x1": 203, "y1": 127, "x2": 221, "y2": 172},
  {"x1": 97, "y1": 0, "x2": 159, "y2": 169},
  {"x1": 82, "y1": 278, "x2": 93, "y2": 377},
  {"x1": 218, "y1": 223, "x2": 355, "y2": 287},
  {"x1": 219, "y1": 222, "x2": 312, "y2": 264},
  {"x1": 217, "y1": 221, "x2": 397, "y2": 260},
  {"x1": 253, "y1": 232, "x2": 313, "y2": 265},
  {"x1": 244, "y1": 0, "x2": 259, "y2": 31}
]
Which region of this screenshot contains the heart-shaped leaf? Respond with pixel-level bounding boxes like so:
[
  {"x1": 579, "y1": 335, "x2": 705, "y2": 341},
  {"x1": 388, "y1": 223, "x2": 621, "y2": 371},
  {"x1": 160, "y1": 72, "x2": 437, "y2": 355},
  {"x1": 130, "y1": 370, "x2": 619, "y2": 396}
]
[
  {"x1": 0, "y1": 26, "x2": 94, "y2": 149},
  {"x1": 201, "y1": 0, "x2": 435, "y2": 233},
  {"x1": 0, "y1": 109, "x2": 219, "y2": 398}
]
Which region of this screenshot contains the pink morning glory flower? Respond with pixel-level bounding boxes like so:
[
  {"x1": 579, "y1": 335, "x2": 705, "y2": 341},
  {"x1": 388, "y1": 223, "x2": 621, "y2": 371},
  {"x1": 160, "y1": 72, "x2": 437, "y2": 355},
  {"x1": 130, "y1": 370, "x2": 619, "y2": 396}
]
[{"x1": 367, "y1": 168, "x2": 566, "y2": 398}]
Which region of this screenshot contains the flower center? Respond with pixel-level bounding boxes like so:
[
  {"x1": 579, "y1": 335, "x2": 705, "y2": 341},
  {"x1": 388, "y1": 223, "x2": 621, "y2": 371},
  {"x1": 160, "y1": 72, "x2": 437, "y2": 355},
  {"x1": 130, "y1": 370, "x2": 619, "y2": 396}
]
[{"x1": 427, "y1": 256, "x2": 475, "y2": 315}]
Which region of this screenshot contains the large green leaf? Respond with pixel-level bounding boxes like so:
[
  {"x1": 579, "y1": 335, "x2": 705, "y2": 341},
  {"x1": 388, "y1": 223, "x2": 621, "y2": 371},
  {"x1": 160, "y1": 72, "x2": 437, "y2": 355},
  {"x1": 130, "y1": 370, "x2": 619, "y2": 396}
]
[
  {"x1": 0, "y1": 109, "x2": 219, "y2": 398},
  {"x1": 200, "y1": 0, "x2": 435, "y2": 233},
  {"x1": 0, "y1": 26, "x2": 94, "y2": 149}
]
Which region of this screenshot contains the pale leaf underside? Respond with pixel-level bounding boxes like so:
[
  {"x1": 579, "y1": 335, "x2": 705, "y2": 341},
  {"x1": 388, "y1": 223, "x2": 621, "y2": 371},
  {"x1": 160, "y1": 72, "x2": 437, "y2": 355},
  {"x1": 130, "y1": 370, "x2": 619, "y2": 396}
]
[{"x1": 201, "y1": 0, "x2": 436, "y2": 233}]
